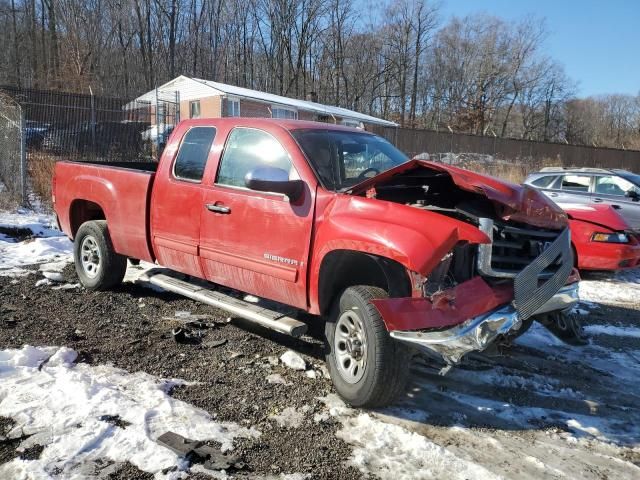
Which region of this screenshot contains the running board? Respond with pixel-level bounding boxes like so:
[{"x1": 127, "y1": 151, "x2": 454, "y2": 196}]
[{"x1": 140, "y1": 269, "x2": 307, "y2": 337}]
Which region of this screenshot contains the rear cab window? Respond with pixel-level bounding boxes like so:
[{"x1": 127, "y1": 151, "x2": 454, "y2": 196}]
[{"x1": 173, "y1": 127, "x2": 216, "y2": 182}]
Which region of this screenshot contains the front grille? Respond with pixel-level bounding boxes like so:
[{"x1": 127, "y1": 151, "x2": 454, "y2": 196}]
[
  {"x1": 477, "y1": 218, "x2": 572, "y2": 320},
  {"x1": 477, "y1": 218, "x2": 564, "y2": 279}
]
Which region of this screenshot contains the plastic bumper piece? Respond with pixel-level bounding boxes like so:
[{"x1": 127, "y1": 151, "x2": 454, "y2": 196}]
[{"x1": 390, "y1": 282, "x2": 579, "y2": 364}]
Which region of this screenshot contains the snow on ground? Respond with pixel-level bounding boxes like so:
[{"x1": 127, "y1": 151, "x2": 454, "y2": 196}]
[
  {"x1": 0, "y1": 208, "x2": 163, "y2": 292},
  {"x1": 0, "y1": 345, "x2": 260, "y2": 479},
  {"x1": 3, "y1": 208, "x2": 640, "y2": 479},
  {"x1": 310, "y1": 270, "x2": 640, "y2": 479},
  {"x1": 583, "y1": 324, "x2": 640, "y2": 338},
  {"x1": 320, "y1": 394, "x2": 501, "y2": 480},
  {"x1": 0, "y1": 209, "x2": 73, "y2": 277},
  {"x1": 579, "y1": 268, "x2": 640, "y2": 305}
]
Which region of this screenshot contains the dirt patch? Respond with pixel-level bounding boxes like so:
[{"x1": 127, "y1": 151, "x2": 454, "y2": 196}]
[
  {"x1": 2, "y1": 264, "x2": 640, "y2": 479},
  {"x1": 19, "y1": 444, "x2": 45, "y2": 461},
  {"x1": 0, "y1": 270, "x2": 361, "y2": 479},
  {"x1": 105, "y1": 462, "x2": 155, "y2": 480},
  {"x1": 0, "y1": 226, "x2": 33, "y2": 241}
]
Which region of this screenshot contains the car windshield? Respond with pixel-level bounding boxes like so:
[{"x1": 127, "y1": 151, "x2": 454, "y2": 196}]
[
  {"x1": 290, "y1": 129, "x2": 409, "y2": 191},
  {"x1": 618, "y1": 172, "x2": 640, "y2": 188}
]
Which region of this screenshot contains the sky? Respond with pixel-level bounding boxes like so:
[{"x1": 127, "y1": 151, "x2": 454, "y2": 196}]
[{"x1": 439, "y1": 0, "x2": 640, "y2": 97}]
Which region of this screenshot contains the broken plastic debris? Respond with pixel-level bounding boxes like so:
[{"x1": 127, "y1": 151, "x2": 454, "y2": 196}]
[
  {"x1": 172, "y1": 327, "x2": 204, "y2": 344},
  {"x1": 156, "y1": 431, "x2": 245, "y2": 471}
]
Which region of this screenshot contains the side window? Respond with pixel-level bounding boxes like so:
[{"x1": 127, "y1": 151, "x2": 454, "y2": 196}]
[
  {"x1": 595, "y1": 176, "x2": 636, "y2": 196},
  {"x1": 217, "y1": 128, "x2": 294, "y2": 188},
  {"x1": 173, "y1": 127, "x2": 216, "y2": 182},
  {"x1": 560, "y1": 175, "x2": 590, "y2": 192},
  {"x1": 531, "y1": 175, "x2": 557, "y2": 188}
]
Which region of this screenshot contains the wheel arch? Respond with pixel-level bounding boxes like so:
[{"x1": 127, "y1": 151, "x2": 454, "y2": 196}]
[
  {"x1": 69, "y1": 199, "x2": 106, "y2": 239},
  {"x1": 317, "y1": 249, "x2": 411, "y2": 316}
]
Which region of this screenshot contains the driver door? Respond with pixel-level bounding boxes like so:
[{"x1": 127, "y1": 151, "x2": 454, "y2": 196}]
[{"x1": 198, "y1": 127, "x2": 315, "y2": 309}]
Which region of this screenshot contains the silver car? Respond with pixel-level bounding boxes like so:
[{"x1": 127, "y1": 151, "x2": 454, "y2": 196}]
[{"x1": 524, "y1": 167, "x2": 640, "y2": 229}]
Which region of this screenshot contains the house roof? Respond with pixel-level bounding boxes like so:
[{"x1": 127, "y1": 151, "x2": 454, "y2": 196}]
[{"x1": 131, "y1": 75, "x2": 397, "y2": 127}]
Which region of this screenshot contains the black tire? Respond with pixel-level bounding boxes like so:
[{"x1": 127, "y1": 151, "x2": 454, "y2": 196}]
[
  {"x1": 74, "y1": 220, "x2": 127, "y2": 290},
  {"x1": 325, "y1": 285, "x2": 411, "y2": 407},
  {"x1": 535, "y1": 311, "x2": 588, "y2": 346}
]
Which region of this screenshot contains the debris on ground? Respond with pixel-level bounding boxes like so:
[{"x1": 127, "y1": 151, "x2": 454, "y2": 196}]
[
  {"x1": 266, "y1": 373, "x2": 290, "y2": 385},
  {"x1": 0, "y1": 345, "x2": 259, "y2": 479},
  {"x1": 156, "y1": 431, "x2": 245, "y2": 471},
  {"x1": 172, "y1": 326, "x2": 205, "y2": 344},
  {"x1": 3, "y1": 209, "x2": 640, "y2": 479},
  {"x1": 269, "y1": 407, "x2": 306, "y2": 429},
  {"x1": 280, "y1": 350, "x2": 307, "y2": 371}
]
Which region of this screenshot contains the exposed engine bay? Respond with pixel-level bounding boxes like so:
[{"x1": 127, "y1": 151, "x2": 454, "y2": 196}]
[
  {"x1": 358, "y1": 164, "x2": 583, "y2": 349},
  {"x1": 359, "y1": 166, "x2": 567, "y2": 288}
]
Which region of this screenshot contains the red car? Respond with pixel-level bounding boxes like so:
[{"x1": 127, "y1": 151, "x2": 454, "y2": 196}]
[{"x1": 561, "y1": 203, "x2": 640, "y2": 270}]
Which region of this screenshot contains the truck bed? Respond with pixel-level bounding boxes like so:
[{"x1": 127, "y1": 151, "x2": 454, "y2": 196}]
[
  {"x1": 72, "y1": 160, "x2": 159, "y2": 173},
  {"x1": 54, "y1": 160, "x2": 156, "y2": 262}
]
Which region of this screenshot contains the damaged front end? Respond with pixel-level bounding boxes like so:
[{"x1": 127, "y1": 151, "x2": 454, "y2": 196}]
[
  {"x1": 355, "y1": 160, "x2": 582, "y2": 364},
  {"x1": 373, "y1": 226, "x2": 579, "y2": 364}
]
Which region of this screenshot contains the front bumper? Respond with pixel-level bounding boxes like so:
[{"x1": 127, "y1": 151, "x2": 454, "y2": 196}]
[
  {"x1": 578, "y1": 242, "x2": 640, "y2": 270},
  {"x1": 390, "y1": 282, "x2": 579, "y2": 364}
]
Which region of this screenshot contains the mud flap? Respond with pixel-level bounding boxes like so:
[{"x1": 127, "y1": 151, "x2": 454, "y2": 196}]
[{"x1": 535, "y1": 311, "x2": 588, "y2": 346}]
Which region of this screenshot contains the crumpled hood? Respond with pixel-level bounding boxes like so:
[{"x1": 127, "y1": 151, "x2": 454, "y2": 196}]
[
  {"x1": 348, "y1": 159, "x2": 568, "y2": 230},
  {"x1": 559, "y1": 202, "x2": 631, "y2": 231}
]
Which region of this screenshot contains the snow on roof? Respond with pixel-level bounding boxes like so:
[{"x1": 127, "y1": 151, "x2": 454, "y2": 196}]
[{"x1": 131, "y1": 75, "x2": 397, "y2": 127}]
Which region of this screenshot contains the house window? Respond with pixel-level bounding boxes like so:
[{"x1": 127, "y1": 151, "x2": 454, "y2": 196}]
[
  {"x1": 341, "y1": 119, "x2": 363, "y2": 129},
  {"x1": 227, "y1": 98, "x2": 240, "y2": 117},
  {"x1": 189, "y1": 100, "x2": 201, "y2": 119},
  {"x1": 271, "y1": 106, "x2": 298, "y2": 119}
]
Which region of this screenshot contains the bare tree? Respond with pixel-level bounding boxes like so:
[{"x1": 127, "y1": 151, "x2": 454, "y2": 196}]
[{"x1": 0, "y1": 0, "x2": 637, "y2": 148}]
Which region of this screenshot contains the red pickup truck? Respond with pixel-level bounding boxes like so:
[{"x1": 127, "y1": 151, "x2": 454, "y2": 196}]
[{"x1": 53, "y1": 118, "x2": 582, "y2": 407}]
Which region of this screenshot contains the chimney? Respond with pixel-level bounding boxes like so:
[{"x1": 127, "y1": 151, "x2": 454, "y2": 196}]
[{"x1": 306, "y1": 92, "x2": 318, "y2": 103}]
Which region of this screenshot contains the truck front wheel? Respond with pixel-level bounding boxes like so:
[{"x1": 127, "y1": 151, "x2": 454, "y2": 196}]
[
  {"x1": 325, "y1": 285, "x2": 411, "y2": 407},
  {"x1": 74, "y1": 220, "x2": 127, "y2": 290}
]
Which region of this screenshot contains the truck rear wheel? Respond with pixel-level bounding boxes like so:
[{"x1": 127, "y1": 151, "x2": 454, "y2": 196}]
[
  {"x1": 325, "y1": 285, "x2": 410, "y2": 407},
  {"x1": 74, "y1": 220, "x2": 127, "y2": 290}
]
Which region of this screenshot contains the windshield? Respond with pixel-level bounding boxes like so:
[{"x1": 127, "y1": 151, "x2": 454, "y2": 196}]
[
  {"x1": 618, "y1": 172, "x2": 640, "y2": 188},
  {"x1": 291, "y1": 129, "x2": 409, "y2": 191}
]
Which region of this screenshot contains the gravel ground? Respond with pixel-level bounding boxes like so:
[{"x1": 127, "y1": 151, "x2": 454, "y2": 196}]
[
  {"x1": 2, "y1": 218, "x2": 640, "y2": 479},
  {"x1": 0, "y1": 263, "x2": 362, "y2": 479}
]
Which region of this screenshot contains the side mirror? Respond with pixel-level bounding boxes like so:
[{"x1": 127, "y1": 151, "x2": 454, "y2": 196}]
[
  {"x1": 245, "y1": 166, "x2": 304, "y2": 201},
  {"x1": 625, "y1": 190, "x2": 639, "y2": 201}
]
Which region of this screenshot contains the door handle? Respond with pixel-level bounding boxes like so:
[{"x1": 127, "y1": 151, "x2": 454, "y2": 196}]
[
  {"x1": 593, "y1": 197, "x2": 603, "y2": 203},
  {"x1": 549, "y1": 192, "x2": 559, "y2": 197},
  {"x1": 206, "y1": 203, "x2": 231, "y2": 214}
]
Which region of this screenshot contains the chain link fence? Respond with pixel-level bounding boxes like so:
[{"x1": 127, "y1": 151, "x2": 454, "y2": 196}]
[
  {"x1": 0, "y1": 86, "x2": 180, "y2": 207},
  {"x1": 0, "y1": 92, "x2": 26, "y2": 204}
]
